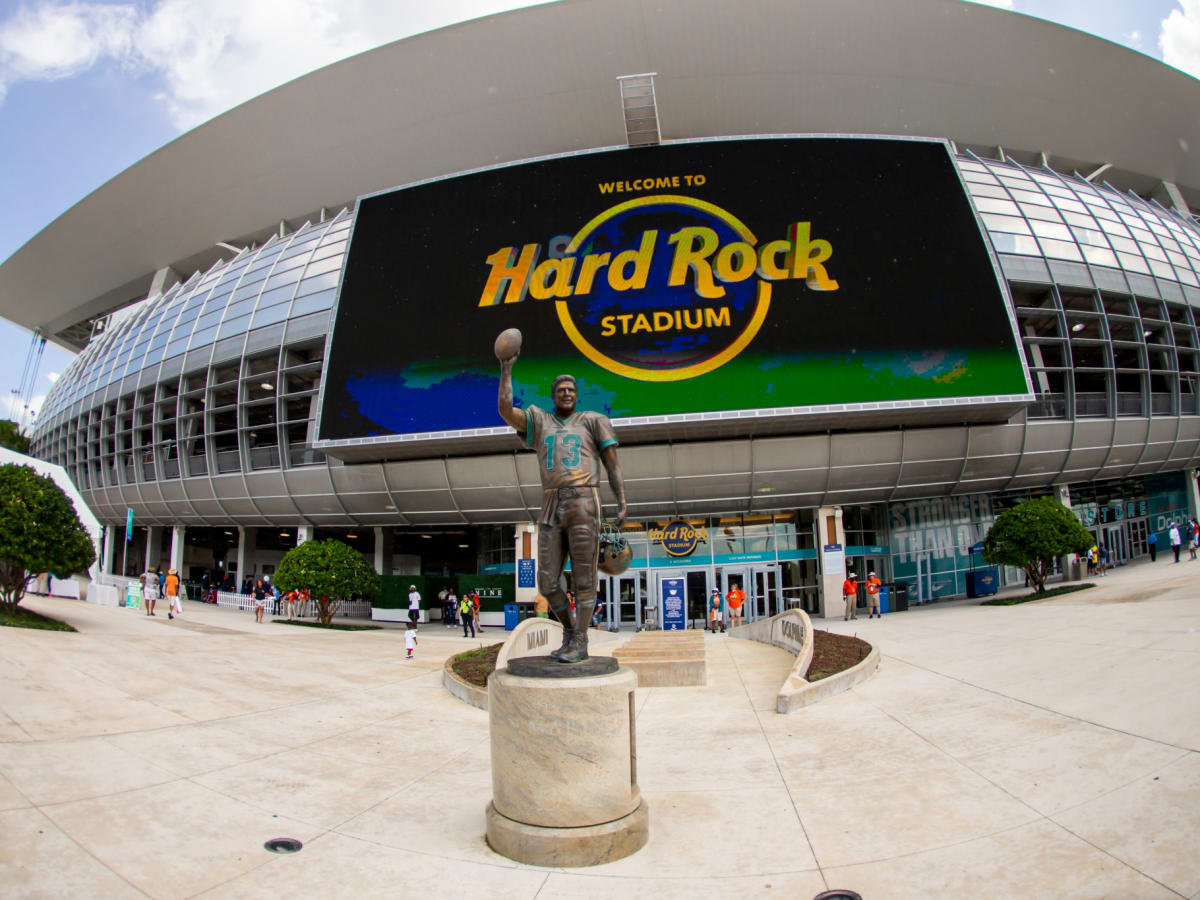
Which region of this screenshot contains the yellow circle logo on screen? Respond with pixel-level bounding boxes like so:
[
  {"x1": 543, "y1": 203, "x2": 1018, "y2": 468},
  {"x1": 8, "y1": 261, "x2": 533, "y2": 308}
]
[{"x1": 555, "y1": 195, "x2": 771, "y2": 382}]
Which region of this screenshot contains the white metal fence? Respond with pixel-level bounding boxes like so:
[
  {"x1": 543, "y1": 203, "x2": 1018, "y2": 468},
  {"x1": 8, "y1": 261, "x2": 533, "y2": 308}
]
[
  {"x1": 210, "y1": 591, "x2": 371, "y2": 619},
  {"x1": 91, "y1": 574, "x2": 371, "y2": 619}
]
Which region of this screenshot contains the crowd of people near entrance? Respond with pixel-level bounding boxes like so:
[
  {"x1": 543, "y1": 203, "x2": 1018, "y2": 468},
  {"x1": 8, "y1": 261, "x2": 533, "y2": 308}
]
[
  {"x1": 1081, "y1": 518, "x2": 1200, "y2": 575},
  {"x1": 430, "y1": 586, "x2": 489, "y2": 638}
]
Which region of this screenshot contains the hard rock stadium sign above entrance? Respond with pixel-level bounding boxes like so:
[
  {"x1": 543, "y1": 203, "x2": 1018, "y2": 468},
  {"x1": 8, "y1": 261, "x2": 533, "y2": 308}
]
[{"x1": 316, "y1": 136, "x2": 1032, "y2": 449}]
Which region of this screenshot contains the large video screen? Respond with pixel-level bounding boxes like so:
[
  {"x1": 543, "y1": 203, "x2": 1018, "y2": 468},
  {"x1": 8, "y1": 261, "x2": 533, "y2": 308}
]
[{"x1": 317, "y1": 136, "x2": 1029, "y2": 446}]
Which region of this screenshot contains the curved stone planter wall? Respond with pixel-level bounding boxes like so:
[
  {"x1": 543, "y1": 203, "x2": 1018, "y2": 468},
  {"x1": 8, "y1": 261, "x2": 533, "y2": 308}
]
[
  {"x1": 443, "y1": 658, "x2": 489, "y2": 711},
  {"x1": 729, "y1": 609, "x2": 877, "y2": 713}
]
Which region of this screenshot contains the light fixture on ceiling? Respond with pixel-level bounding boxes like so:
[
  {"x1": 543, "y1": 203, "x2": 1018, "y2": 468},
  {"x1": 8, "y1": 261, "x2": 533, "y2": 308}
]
[
  {"x1": 458, "y1": 543, "x2": 469, "y2": 548},
  {"x1": 420, "y1": 534, "x2": 432, "y2": 539},
  {"x1": 346, "y1": 533, "x2": 357, "y2": 539},
  {"x1": 1144, "y1": 329, "x2": 1153, "y2": 338},
  {"x1": 260, "y1": 381, "x2": 274, "y2": 390},
  {"x1": 1071, "y1": 321, "x2": 1085, "y2": 332},
  {"x1": 280, "y1": 531, "x2": 290, "y2": 537}
]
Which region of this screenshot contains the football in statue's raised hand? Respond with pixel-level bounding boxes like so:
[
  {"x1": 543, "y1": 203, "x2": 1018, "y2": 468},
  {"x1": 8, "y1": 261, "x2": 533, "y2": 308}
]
[{"x1": 494, "y1": 328, "x2": 523, "y2": 361}]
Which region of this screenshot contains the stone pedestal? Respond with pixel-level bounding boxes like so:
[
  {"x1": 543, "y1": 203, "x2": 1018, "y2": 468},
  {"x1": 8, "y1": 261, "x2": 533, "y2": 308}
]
[{"x1": 486, "y1": 664, "x2": 648, "y2": 867}]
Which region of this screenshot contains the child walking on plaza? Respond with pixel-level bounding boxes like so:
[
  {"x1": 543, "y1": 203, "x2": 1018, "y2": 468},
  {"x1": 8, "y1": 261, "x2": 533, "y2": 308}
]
[{"x1": 405, "y1": 622, "x2": 418, "y2": 659}]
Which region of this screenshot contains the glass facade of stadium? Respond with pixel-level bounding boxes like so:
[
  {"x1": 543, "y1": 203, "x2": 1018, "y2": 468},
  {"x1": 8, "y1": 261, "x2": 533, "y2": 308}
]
[{"x1": 28, "y1": 151, "x2": 1200, "y2": 620}]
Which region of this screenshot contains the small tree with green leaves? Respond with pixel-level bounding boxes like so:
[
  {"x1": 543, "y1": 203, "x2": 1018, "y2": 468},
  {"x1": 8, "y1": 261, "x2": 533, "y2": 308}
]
[
  {"x1": 273, "y1": 539, "x2": 380, "y2": 625},
  {"x1": 982, "y1": 496, "x2": 1093, "y2": 594},
  {"x1": 0, "y1": 420, "x2": 30, "y2": 455},
  {"x1": 0, "y1": 463, "x2": 95, "y2": 612}
]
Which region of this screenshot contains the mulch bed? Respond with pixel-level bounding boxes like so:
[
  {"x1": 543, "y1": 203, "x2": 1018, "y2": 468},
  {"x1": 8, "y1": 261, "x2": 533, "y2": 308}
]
[
  {"x1": 451, "y1": 632, "x2": 874, "y2": 688},
  {"x1": 270, "y1": 619, "x2": 382, "y2": 631},
  {"x1": 980, "y1": 582, "x2": 1095, "y2": 606},
  {"x1": 806, "y1": 630, "x2": 871, "y2": 682},
  {"x1": 0, "y1": 605, "x2": 76, "y2": 632},
  {"x1": 451, "y1": 643, "x2": 503, "y2": 687}
]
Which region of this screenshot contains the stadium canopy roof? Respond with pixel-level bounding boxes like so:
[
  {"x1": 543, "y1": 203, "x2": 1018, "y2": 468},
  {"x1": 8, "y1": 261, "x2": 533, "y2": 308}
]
[{"x1": 2, "y1": 0, "x2": 1199, "y2": 350}]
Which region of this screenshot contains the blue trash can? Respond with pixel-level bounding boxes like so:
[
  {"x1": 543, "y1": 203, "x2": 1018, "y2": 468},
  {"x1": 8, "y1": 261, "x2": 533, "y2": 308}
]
[
  {"x1": 879, "y1": 585, "x2": 889, "y2": 614},
  {"x1": 504, "y1": 603, "x2": 520, "y2": 631}
]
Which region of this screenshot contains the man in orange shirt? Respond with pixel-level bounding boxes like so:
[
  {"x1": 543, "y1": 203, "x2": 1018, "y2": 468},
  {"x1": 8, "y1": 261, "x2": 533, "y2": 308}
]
[
  {"x1": 165, "y1": 568, "x2": 182, "y2": 620},
  {"x1": 842, "y1": 572, "x2": 859, "y2": 621},
  {"x1": 726, "y1": 583, "x2": 746, "y2": 628},
  {"x1": 865, "y1": 571, "x2": 882, "y2": 618}
]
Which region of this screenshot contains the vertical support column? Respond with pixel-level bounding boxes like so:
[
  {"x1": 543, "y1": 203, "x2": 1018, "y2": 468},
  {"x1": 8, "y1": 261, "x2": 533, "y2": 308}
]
[
  {"x1": 297, "y1": 525, "x2": 314, "y2": 546},
  {"x1": 373, "y1": 526, "x2": 393, "y2": 575},
  {"x1": 169, "y1": 525, "x2": 185, "y2": 575},
  {"x1": 1187, "y1": 469, "x2": 1200, "y2": 523},
  {"x1": 817, "y1": 506, "x2": 847, "y2": 619},
  {"x1": 1053, "y1": 484, "x2": 1074, "y2": 580},
  {"x1": 514, "y1": 523, "x2": 538, "y2": 607},
  {"x1": 145, "y1": 526, "x2": 161, "y2": 573},
  {"x1": 102, "y1": 524, "x2": 116, "y2": 575},
  {"x1": 235, "y1": 527, "x2": 249, "y2": 587}
]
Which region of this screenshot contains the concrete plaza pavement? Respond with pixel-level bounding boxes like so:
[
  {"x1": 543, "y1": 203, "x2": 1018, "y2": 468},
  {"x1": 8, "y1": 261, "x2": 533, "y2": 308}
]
[{"x1": 1, "y1": 559, "x2": 1198, "y2": 898}]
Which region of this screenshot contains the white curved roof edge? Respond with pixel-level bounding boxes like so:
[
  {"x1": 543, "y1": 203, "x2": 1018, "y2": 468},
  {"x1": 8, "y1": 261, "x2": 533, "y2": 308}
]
[{"x1": 2, "y1": 0, "x2": 1199, "y2": 347}]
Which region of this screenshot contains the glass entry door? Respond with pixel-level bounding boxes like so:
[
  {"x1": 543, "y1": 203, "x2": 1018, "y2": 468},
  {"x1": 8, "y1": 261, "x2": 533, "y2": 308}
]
[
  {"x1": 915, "y1": 552, "x2": 932, "y2": 604},
  {"x1": 718, "y1": 566, "x2": 779, "y2": 622},
  {"x1": 1105, "y1": 524, "x2": 1129, "y2": 567},
  {"x1": 720, "y1": 567, "x2": 749, "y2": 621}
]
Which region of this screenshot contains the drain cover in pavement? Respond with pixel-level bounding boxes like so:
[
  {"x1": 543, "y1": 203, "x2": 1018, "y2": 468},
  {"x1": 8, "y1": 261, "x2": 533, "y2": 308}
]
[
  {"x1": 814, "y1": 892, "x2": 862, "y2": 900},
  {"x1": 264, "y1": 838, "x2": 303, "y2": 854}
]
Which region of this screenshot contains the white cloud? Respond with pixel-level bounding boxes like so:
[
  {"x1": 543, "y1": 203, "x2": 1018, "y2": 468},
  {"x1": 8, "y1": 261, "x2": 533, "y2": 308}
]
[
  {"x1": 46, "y1": 371, "x2": 59, "y2": 383},
  {"x1": 0, "y1": 0, "x2": 557, "y2": 128},
  {"x1": 1161, "y1": 0, "x2": 1200, "y2": 79},
  {"x1": 0, "y1": 2, "x2": 137, "y2": 101}
]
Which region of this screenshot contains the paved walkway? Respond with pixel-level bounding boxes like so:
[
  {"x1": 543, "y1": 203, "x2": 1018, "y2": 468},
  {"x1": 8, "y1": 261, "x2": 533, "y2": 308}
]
[{"x1": 2, "y1": 560, "x2": 1198, "y2": 898}]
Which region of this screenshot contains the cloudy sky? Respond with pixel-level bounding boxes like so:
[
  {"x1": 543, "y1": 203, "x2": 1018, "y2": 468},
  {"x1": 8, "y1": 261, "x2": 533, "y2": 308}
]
[{"x1": 0, "y1": 0, "x2": 1193, "y2": 425}]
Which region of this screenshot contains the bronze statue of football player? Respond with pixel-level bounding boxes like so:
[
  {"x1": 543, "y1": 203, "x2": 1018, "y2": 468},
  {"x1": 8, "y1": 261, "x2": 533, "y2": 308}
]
[{"x1": 495, "y1": 329, "x2": 626, "y2": 663}]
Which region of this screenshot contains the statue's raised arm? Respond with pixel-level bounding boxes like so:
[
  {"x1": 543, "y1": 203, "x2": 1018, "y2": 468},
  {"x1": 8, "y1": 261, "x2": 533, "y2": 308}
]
[{"x1": 495, "y1": 328, "x2": 525, "y2": 433}]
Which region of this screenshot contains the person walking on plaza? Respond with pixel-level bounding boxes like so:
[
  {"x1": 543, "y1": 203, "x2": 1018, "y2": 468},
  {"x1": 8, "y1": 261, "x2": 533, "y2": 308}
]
[
  {"x1": 708, "y1": 588, "x2": 724, "y2": 633},
  {"x1": 442, "y1": 589, "x2": 456, "y2": 627},
  {"x1": 1098, "y1": 543, "x2": 1108, "y2": 575},
  {"x1": 843, "y1": 572, "x2": 859, "y2": 621},
  {"x1": 253, "y1": 579, "x2": 266, "y2": 622},
  {"x1": 165, "y1": 568, "x2": 182, "y2": 619},
  {"x1": 1191, "y1": 519, "x2": 1199, "y2": 561},
  {"x1": 405, "y1": 622, "x2": 418, "y2": 660},
  {"x1": 726, "y1": 582, "x2": 746, "y2": 628},
  {"x1": 1148, "y1": 529, "x2": 1157, "y2": 561},
  {"x1": 470, "y1": 588, "x2": 482, "y2": 630},
  {"x1": 407, "y1": 585, "x2": 421, "y2": 624},
  {"x1": 865, "y1": 570, "x2": 882, "y2": 618},
  {"x1": 446, "y1": 588, "x2": 458, "y2": 627},
  {"x1": 460, "y1": 593, "x2": 475, "y2": 638},
  {"x1": 1170, "y1": 522, "x2": 1183, "y2": 562},
  {"x1": 143, "y1": 568, "x2": 158, "y2": 616}
]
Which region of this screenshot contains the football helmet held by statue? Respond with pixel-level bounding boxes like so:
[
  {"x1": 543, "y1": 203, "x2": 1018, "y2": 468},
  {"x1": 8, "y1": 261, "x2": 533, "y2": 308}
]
[{"x1": 598, "y1": 524, "x2": 632, "y2": 576}]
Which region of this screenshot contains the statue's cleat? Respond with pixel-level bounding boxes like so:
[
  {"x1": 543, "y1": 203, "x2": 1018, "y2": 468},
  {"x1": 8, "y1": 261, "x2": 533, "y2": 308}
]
[
  {"x1": 549, "y1": 628, "x2": 574, "y2": 660},
  {"x1": 557, "y1": 635, "x2": 589, "y2": 663}
]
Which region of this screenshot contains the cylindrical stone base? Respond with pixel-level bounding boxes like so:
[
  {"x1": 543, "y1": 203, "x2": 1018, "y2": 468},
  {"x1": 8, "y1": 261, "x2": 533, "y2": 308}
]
[
  {"x1": 487, "y1": 665, "x2": 647, "y2": 866},
  {"x1": 486, "y1": 799, "x2": 649, "y2": 868}
]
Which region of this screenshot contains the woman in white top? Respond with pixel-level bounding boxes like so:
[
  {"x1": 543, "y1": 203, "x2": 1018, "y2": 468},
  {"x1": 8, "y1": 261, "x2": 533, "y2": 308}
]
[{"x1": 143, "y1": 571, "x2": 158, "y2": 616}]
